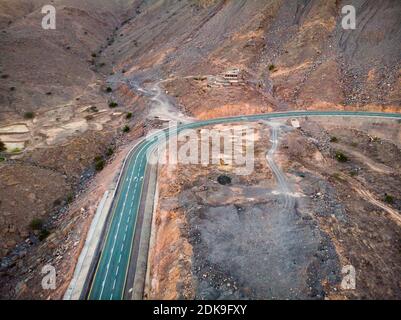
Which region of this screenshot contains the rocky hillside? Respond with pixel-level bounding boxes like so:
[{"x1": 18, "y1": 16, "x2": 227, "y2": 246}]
[{"x1": 0, "y1": 0, "x2": 400, "y2": 299}]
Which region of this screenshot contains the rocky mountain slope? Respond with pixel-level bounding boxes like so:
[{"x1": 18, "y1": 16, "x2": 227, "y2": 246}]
[{"x1": 0, "y1": 0, "x2": 400, "y2": 299}]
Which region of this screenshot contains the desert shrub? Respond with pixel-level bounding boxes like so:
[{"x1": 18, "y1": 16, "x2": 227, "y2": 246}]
[
  {"x1": 24, "y1": 111, "x2": 35, "y2": 119},
  {"x1": 109, "y1": 101, "x2": 118, "y2": 108},
  {"x1": 0, "y1": 156, "x2": 5, "y2": 162},
  {"x1": 106, "y1": 148, "x2": 114, "y2": 157},
  {"x1": 0, "y1": 140, "x2": 6, "y2": 152},
  {"x1": 122, "y1": 125, "x2": 130, "y2": 133},
  {"x1": 330, "y1": 136, "x2": 338, "y2": 143},
  {"x1": 126, "y1": 112, "x2": 132, "y2": 119},
  {"x1": 46, "y1": 92, "x2": 52, "y2": 95},
  {"x1": 1, "y1": 74, "x2": 9, "y2": 79},
  {"x1": 66, "y1": 193, "x2": 74, "y2": 204},
  {"x1": 11, "y1": 148, "x2": 21, "y2": 153},
  {"x1": 217, "y1": 175, "x2": 232, "y2": 185},
  {"x1": 268, "y1": 64, "x2": 276, "y2": 71},
  {"x1": 95, "y1": 159, "x2": 105, "y2": 171},
  {"x1": 39, "y1": 229, "x2": 50, "y2": 241},
  {"x1": 106, "y1": 87, "x2": 112, "y2": 93},
  {"x1": 91, "y1": 53, "x2": 97, "y2": 58},
  {"x1": 29, "y1": 218, "x2": 44, "y2": 231},
  {"x1": 384, "y1": 194, "x2": 394, "y2": 204},
  {"x1": 10, "y1": 86, "x2": 15, "y2": 91},
  {"x1": 335, "y1": 151, "x2": 348, "y2": 162}
]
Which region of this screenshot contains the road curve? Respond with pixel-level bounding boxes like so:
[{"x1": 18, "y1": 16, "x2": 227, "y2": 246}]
[{"x1": 87, "y1": 111, "x2": 401, "y2": 300}]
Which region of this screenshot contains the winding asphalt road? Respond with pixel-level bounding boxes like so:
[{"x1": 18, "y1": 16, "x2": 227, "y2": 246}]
[{"x1": 87, "y1": 111, "x2": 401, "y2": 300}]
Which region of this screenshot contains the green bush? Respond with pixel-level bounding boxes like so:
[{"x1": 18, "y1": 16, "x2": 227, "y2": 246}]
[
  {"x1": 384, "y1": 194, "x2": 394, "y2": 204},
  {"x1": 0, "y1": 140, "x2": 6, "y2": 152},
  {"x1": 330, "y1": 136, "x2": 338, "y2": 143},
  {"x1": 66, "y1": 193, "x2": 74, "y2": 204},
  {"x1": 24, "y1": 111, "x2": 35, "y2": 119},
  {"x1": 30, "y1": 218, "x2": 44, "y2": 231},
  {"x1": 126, "y1": 112, "x2": 132, "y2": 119},
  {"x1": 109, "y1": 101, "x2": 118, "y2": 108},
  {"x1": 39, "y1": 229, "x2": 50, "y2": 241},
  {"x1": 106, "y1": 148, "x2": 114, "y2": 157},
  {"x1": 122, "y1": 125, "x2": 130, "y2": 133},
  {"x1": 106, "y1": 87, "x2": 112, "y2": 93},
  {"x1": 95, "y1": 160, "x2": 105, "y2": 171},
  {"x1": 268, "y1": 64, "x2": 276, "y2": 71},
  {"x1": 217, "y1": 175, "x2": 232, "y2": 185},
  {"x1": 335, "y1": 151, "x2": 348, "y2": 162}
]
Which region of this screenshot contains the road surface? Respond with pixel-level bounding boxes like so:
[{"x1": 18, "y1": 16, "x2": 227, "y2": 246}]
[{"x1": 87, "y1": 111, "x2": 401, "y2": 300}]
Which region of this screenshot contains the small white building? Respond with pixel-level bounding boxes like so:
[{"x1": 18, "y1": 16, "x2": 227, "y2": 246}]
[{"x1": 290, "y1": 118, "x2": 300, "y2": 128}]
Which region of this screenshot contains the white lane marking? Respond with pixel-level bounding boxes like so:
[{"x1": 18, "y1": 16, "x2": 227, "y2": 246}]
[
  {"x1": 99, "y1": 141, "x2": 150, "y2": 298},
  {"x1": 98, "y1": 128, "x2": 181, "y2": 298}
]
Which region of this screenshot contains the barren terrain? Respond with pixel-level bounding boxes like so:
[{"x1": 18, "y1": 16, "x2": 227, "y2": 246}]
[
  {"x1": 147, "y1": 118, "x2": 401, "y2": 299},
  {"x1": 0, "y1": 0, "x2": 400, "y2": 299}
]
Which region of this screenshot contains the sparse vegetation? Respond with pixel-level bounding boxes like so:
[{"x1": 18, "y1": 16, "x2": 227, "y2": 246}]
[
  {"x1": 91, "y1": 53, "x2": 97, "y2": 58},
  {"x1": 126, "y1": 112, "x2": 132, "y2": 119},
  {"x1": 109, "y1": 101, "x2": 118, "y2": 108},
  {"x1": 268, "y1": 64, "x2": 276, "y2": 71},
  {"x1": 10, "y1": 86, "x2": 15, "y2": 91},
  {"x1": 1, "y1": 74, "x2": 9, "y2": 79},
  {"x1": 66, "y1": 193, "x2": 74, "y2": 204},
  {"x1": 29, "y1": 218, "x2": 44, "y2": 231},
  {"x1": 0, "y1": 140, "x2": 6, "y2": 152},
  {"x1": 39, "y1": 229, "x2": 50, "y2": 241},
  {"x1": 11, "y1": 147, "x2": 22, "y2": 153},
  {"x1": 384, "y1": 194, "x2": 394, "y2": 204},
  {"x1": 0, "y1": 156, "x2": 5, "y2": 162},
  {"x1": 106, "y1": 148, "x2": 114, "y2": 157},
  {"x1": 106, "y1": 87, "x2": 112, "y2": 93},
  {"x1": 217, "y1": 175, "x2": 232, "y2": 185},
  {"x1": 335, "y1": 151, "x2": 348, "y2": 162},
  {"x1": 330, "y1": 136, "x2": 338, "y2": 143},
  {"x1": 46, "y1": 91, "x2": 52, "y2": 95},
  {"x1": 95, "y1": 159, "x2": 105, "y2": 171},
  {"x1": 24, "y1": 111, "x2": 35, "y2": 119},
  {"x1": 89, "y1": 106, "x2": 98, "y2": 113},
  {"x1": 122, "y1": 125, "x2": 130, "y2": 133},
  {"x1": 94, "y1": 155, "x2": 106, "y2": 171},
  {"x1": 349, "y1": 170, "x2": 358, "y2": 177}
]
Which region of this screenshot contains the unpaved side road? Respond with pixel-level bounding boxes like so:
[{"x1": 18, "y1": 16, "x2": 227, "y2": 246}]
[{"x1": 266, "y1": 122, "x2": 295, "y2": 211}]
